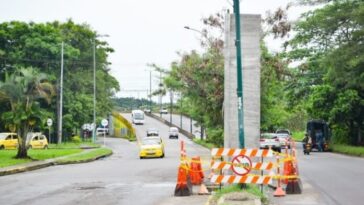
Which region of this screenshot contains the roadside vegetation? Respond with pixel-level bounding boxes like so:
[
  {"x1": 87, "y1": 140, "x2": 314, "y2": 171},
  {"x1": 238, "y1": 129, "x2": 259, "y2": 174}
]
[
  {"x1": 0, "y1": 149, "x2": 82, "y2": 168},
  {"x1": 0, "y1": 141, "x2": 107, "y2": 168},
  {"x1": 55, "y1": 148, "x2": 112, "y2": 164},
  {"x1": 210, "y1": 185, "x2": 268, "y2": 205},
  {"x1": 49, "y1": 142, "x2": 101, "y2": 149},
  {"x1": 0, "y1": 20, "x2": 120, "y2": 158},
  {"x1": 330, "y1": 144, "x2": 364, "y2": 157},
  {"x1": 149, "y1": 0, "x2": 363, "y2": 153},
  {"x1": 193, "y1": 138, "x2": 215, "y2": 149}
]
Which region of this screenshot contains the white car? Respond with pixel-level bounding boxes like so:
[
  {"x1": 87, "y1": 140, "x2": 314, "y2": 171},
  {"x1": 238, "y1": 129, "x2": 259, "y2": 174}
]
[
  {"x1": 96, "y1": 127, "x2": 109, "y2": 136},
  {"x1": 259, "y1": 133, "x2": 281, "y2": 152},
  {"x1": 160, "y1": 108, "x2": 168, "y2": 114},
  {"x1": 146, "y1": 128, "x2": 159, "y2": 137},
  {"x1": 168, "y1": 127, "x2": 179, "y2": 139},
  {"x1": 276, "y1": 133, "x2": 291, "y2": 148}
]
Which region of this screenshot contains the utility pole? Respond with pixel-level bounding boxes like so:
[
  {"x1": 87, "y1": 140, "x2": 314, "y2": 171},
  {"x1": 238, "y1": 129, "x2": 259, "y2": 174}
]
[
  {"x1": 159, "y1": 70, "x2": 162, "y2": 118},
  {"x1": 233, "y1": 0, "x2": 245, "y2": 148},
  {"x1": 180, "y1": 94, "x2": 182, "y2": 129},
  {"x1": 170, "y1": 91, "x2": 173, "y2": 124},
  {"x1": 92, "y1": 39, "x2": 96, "y2": 143},
  {"x1": 57, "y1": 42, "x2": 64, "y2": 144},
  {"x1": 149, "y1": 70, "x2": 152, "y2": 111}
]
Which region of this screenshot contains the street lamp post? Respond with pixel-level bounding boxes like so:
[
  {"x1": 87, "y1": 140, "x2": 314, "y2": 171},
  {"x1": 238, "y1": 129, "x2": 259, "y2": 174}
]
[
  {"x1": 233, "y1": 0, "x2": 245, "y2": 149},
  {"x1": 57, "y1": 41, "x2": 64, "y2": 144},
  {"x1": 92, "y1": 34, "x2": 109, "y2": 143}
]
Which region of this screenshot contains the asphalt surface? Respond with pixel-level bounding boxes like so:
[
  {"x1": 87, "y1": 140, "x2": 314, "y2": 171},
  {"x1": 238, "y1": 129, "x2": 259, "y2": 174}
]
[
  {"x1": 269, "y1": 143, "x2": 364, "y2": 205},
  {"x1": 156, "y1": 113, "x2": 206, "y2": 139},
  {"x1": 0, "y1": 114, "x2": 210, "y2": 205}
]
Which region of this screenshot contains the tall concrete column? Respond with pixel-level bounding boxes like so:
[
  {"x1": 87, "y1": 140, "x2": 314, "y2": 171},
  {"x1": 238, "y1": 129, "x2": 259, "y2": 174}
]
[{"x1": 224, "y1": 14, "x2": 261, "y2": 148}]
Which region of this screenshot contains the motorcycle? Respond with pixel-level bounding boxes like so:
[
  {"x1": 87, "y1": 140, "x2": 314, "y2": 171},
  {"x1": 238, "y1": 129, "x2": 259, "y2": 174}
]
[{"x1": 303, "y1": 143, "x2": 311, "y2": 155}]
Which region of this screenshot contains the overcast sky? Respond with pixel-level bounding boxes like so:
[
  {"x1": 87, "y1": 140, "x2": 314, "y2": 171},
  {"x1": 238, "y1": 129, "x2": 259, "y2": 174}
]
[{"x1": 0, "y1": 0, "x2": 303, "y2": 101}]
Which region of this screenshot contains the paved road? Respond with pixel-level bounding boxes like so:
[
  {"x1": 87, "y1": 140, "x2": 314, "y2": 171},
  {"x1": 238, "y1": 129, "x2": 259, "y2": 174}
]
[
  {"x1": 0, "y1": 114, "x2": 210, "y2": 205},
  {"x1": 155, "y1": 113, "x2": 206, "y2": 139},
  {"x1": 270, "y1": 143, "x2": 364, "y2": 205}
]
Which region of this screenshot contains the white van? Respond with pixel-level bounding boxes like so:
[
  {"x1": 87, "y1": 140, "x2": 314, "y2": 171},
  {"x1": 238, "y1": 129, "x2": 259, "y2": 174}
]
[{"x1": 132, "y1": 110, "x2": 145, "y2": 125}]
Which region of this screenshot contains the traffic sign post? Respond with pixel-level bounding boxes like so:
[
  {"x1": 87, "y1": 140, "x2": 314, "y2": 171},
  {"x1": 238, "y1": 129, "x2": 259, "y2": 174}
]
[
  {"x1": 101, "y1": 119, "x2": 108, "y2": 146},
  {"x1": 47, "y1": 118, "x2": 53, "y2": 144},
  {"x1": 231, "y1": 155, "x2": 252, "y2": 176}
]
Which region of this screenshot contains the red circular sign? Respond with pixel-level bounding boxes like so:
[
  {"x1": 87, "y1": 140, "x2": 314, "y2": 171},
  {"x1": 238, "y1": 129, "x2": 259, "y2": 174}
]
[{"x1": 231, "y1": 155, "x2": 252, "y2": 176}]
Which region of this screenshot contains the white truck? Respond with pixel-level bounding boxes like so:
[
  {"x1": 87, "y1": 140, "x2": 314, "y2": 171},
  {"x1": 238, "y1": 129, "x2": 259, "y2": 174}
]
[{"x1": 131, "y1": 110, "x2": 145, "y2": 125}]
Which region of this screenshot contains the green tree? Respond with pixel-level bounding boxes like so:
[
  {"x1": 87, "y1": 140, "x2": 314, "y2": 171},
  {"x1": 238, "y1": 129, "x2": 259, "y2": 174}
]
[
  {"x1": 285, "y1": 0, "x2": 364, "y2": 144},
  {"x1": 0, "y1": 67, "x2": 54, "y2": 158},
  {"x1": 0, "y1": 20, "x2": 120, "y2": 140}
]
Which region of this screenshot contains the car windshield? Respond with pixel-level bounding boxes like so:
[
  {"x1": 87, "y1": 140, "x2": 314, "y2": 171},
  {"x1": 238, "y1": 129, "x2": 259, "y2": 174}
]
[
  {"x1": 170, "y1": 128, "x2": 178, "y2": 132},
  {"x1": 134, "y1": 113, "x2": 144, "y2": 120},
  {"x1": 0, "y1": 134, "x2": 8, "y2": 140},
  {"x1": 261, "y1": 133, "x2": 277, "y2": 139},
  {"x1": 141, "y1": 139, "x2": 161, "y2": 145},
  {"x1": 276, "y1": 130, "x2": 290, "y2": 134},
  {"x1": 276, "y1": 134, "x2": 289, "y2": 138}
]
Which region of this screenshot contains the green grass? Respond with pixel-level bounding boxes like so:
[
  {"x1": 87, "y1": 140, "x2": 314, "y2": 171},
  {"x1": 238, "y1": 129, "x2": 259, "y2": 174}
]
[
  {"x1": 331, "y1": 144, "x2": 364, "y2": 157},
  {"x1": 291, "y1": 131, "x2": 305, "y2": 142},
  {"x1": 193, "y1": 138, "x2": 216, "y2": 149},
  {"x1": 56, "y1": 148, "x2": 112, "y2": 163},
  {"x1": 122, "y1": 134, "x2": 137, "y2": 142},
  {"x1": 212, "y1": 184, "x2": 268, "y2": 204},
  {"x1": 48, "y1": 142, "x2": 100, "y2": 149},
  {"x1": 0, "y1": 149, "x2": 82, "y2": 168}
]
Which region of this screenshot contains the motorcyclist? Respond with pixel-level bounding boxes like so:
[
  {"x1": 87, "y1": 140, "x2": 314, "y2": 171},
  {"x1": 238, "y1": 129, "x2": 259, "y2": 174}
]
[{"x1": 302, "y1": 133, "x2": 312, "y2": 152}]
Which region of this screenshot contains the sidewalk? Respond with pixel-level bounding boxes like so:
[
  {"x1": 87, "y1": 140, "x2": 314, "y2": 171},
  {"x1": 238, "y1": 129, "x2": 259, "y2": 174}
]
[{"x1": 0, "y1": 148, "x2": 110, "y2": 177}]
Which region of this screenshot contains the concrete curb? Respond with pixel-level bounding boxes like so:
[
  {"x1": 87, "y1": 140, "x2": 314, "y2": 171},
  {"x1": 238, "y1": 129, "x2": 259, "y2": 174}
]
[
  {"x1": 0, "y1": 161, "x2": 54, "y2": 176},
  {"x1": 145, "y1": 113, "x2": 195, "y2": 139},
  {"x1": 0, "y1": 149, "x2": 112, "y2": 177},
  {"x1": 54, "y1": 151, "x2": 113, "y2": 165}
]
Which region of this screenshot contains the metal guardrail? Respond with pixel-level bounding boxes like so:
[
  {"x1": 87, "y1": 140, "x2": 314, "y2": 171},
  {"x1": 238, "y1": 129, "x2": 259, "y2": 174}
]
[{"x1": 145, "y1": 112, "x2": 195, "y2": 140}]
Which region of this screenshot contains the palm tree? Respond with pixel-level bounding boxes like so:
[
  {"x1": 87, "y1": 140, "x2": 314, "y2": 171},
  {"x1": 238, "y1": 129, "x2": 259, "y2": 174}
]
[{"x1": 0, "y1": 67, "x2": 55, "y2": 158}]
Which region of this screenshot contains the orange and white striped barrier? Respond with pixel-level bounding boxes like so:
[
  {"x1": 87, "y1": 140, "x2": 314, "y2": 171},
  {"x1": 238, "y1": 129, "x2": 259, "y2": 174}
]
[
  {"x1": 211, "y1": 148, "x2": 274, "y2": 157},
  {"x1": 210, "y1": 174, "x2": 273, "y2": 185},
  {"x1": 211, "y1": 161, "x2": 275, "y2": 171}
]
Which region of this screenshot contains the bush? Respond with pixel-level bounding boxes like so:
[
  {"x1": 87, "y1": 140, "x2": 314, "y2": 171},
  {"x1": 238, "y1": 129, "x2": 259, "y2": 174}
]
[
  {"x1": 206, "y1": 127, "x2": 224, "y2": 146},
  {"x1": 331, "y1": 125, "x2": 350, "y2": 144},
  {"x1": 71, "y1": 135, "x2": 82, "y2": 143}
]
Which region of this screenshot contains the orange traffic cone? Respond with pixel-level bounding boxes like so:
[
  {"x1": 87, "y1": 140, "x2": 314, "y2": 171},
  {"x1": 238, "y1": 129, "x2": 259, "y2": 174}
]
[
  {"x1": 286, "y1": 160, "x2": 302, "y2": 194},
  {"x1": 174, "y1": 165, "x2": 191, "y2": 196},
  {"x1": 274, "y1": 156, "x2": 286, "y2": 197},
  {"x1": 283, "y1": 159, "x2": 293, "y2": 184},
  {"x1": 274, "y1": 186, "x2": 286, "y2": 197},
  {"x1": 189, "y1": 156, "x2": 203, "y2": 185}
]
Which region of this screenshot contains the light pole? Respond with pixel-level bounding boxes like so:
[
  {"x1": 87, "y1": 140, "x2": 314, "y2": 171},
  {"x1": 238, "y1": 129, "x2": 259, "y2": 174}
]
[
  {"x1": 180, "y1": 93, "x2": 183, "y2": 129},
  {"x1": 92, "y1": 34, "x2": 109, "y2": 143},
  {"x1": 233, "y1": 0, "x2": 245, "y2": 148},
  {"x1": 57, "y1": 41, "x2": 64, "y2": 144}
]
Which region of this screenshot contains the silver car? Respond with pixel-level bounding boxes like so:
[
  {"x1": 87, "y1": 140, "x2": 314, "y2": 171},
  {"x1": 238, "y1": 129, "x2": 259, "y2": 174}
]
[
  {"x1": 168, "y1": 127, "x2": 179, "y2": 139},
  {"x1": 259, "y1": 133, "x2": 281, "y2": 152}
]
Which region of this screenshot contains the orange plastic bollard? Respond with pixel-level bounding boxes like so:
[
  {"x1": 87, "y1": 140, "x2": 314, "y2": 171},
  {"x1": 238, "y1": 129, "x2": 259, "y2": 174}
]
[
  {"x1": 196, "y1": 156, "x2": 204, "y2": 179},
  {"x1": 189, "y1": 157, "x2": 203, "y2": 185},
  {"x1": 174, "y1": 165, "x2": 191, "y2": 196},
  {"x1": 283, "y1": 159, "x2": 293, "y2": 184},
  {"x1": 274, "y1": 156, "x2": 286, "y2": 197}
]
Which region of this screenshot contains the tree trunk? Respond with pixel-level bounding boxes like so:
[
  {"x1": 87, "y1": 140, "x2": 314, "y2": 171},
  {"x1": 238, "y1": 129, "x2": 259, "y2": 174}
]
[{"x1": 16, "y1": 123, "x2": 29, "y2": 159}]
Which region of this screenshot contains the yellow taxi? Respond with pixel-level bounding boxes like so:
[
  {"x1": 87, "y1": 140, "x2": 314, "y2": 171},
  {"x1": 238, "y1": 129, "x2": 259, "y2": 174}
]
[
  {"x1": 139, "y1": 137, "x2": 165, "y2": 159},
  {"x1": 0, "y1": 133, "x2": 19, "y2": 149},
  {"x1": 27, "y1": 132, "x2": 48, "y2": 149}
]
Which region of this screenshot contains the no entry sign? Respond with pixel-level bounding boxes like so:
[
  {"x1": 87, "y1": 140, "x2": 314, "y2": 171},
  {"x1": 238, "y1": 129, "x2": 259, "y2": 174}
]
[{"x1": 231, "y1": 155, "x2": 252, "y2": 176}]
